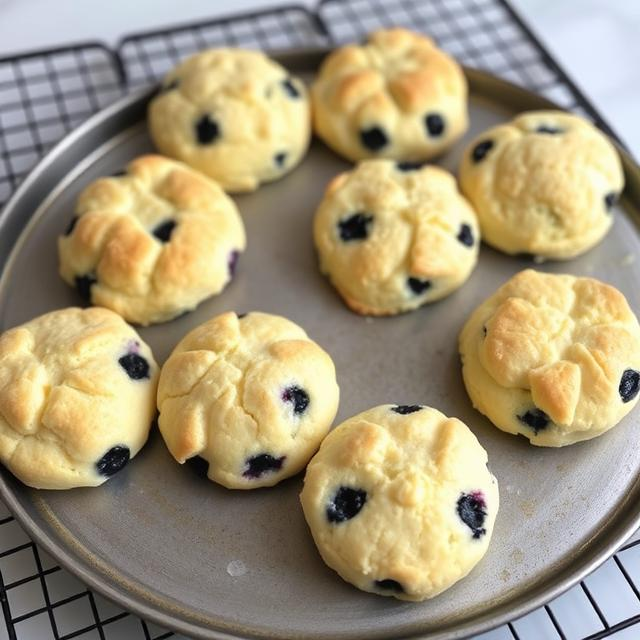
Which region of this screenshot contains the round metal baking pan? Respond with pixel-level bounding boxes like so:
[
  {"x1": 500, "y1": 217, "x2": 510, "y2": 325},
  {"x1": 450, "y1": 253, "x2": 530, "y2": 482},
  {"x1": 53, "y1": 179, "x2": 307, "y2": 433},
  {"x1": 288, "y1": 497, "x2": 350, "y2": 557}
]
[{"x1": 1, "y1": 50, "x2": 640, "y2": 640}]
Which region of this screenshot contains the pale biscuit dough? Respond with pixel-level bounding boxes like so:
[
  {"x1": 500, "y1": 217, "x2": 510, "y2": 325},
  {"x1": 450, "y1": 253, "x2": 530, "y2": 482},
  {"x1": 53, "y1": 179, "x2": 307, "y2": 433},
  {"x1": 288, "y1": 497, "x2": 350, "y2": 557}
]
[
  {"x1": 314, "y1": 159, "x2": 480, "y2": 315},
  {"x1": 311, "y1": 28, "x2": 468, "y2": 162},
  {"x1": 0, "y1": 307, "x2": 158, "y2": 489},
  {"x1": 459, "y1": 111, "x2": 624, "y2": 259},
  {"x1": 300, "y1": 404, "x2": 499, "y2": 601},
  {"x1": 459, "y1": 269, "x2": 640, "y2": 446},
  {"x1": 148, "y1": 48, "x2": 311, "y2": 193},
  {"x1": 58, "y1": 155, "x2": 246, "y2": 326},
  {"x1": 157, "y1": 311, "x2": 339, "y2": 489}
]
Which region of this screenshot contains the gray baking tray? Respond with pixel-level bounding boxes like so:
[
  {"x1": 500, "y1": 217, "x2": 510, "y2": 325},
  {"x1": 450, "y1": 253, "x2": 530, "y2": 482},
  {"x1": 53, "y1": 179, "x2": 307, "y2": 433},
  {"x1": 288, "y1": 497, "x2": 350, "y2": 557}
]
[{"x1": 0, "y1": 50, "x2": 640, "y2": 640}]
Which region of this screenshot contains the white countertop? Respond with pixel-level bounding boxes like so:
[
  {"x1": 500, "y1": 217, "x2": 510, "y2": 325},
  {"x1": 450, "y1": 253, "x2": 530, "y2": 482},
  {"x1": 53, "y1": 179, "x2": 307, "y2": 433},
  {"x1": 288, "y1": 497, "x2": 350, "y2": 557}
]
[{"x1": 0, "y1": 0, "x2": 639, "y2": 155}]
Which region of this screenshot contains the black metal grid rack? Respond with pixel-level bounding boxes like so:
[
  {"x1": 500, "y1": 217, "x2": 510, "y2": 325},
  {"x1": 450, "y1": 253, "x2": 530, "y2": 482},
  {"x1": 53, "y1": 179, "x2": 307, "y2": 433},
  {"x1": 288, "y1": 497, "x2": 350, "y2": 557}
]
[{"x1": 0, "y1": 1, "x2": 637, "y2": 639}]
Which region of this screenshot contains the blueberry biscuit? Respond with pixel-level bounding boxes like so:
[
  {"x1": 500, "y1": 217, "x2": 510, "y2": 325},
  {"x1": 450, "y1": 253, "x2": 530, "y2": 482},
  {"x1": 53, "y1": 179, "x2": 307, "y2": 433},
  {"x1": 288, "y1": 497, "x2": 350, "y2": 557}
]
[
  {"x1": 148, "y1": 49, "x2": 311, "y2": 192},
  {"x1": 459, "y1": 270, "x2": 640, "y2": 446},
  {"x1": 157, "y1": 311, "x2": 339, "y2": 489},
  {"x1": 311, "y1": 28, "x2": 468, "y2": 163},
  {"x1": 314, "y1": 160, "x2": 480, "y2": 315},
  {"x1": 300, "y1": 404, "x2": 498, "y2": 601},
  {"x1": 0, "y1": 307, "x2": 158, "y2": 489},
  {"x1": 459, "y1": 111, "x2": 624, "y2": 259},
  {"x1": 58, "y1": 155, "x2": 246, "y2": 326}
]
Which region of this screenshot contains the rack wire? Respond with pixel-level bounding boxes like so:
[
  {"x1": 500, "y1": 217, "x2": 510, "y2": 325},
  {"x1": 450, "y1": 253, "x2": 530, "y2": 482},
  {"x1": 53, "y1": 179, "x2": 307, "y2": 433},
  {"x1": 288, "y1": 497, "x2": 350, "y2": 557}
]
[{"x1": 0, "y1": 1, "x2": 637, "y2": 639}]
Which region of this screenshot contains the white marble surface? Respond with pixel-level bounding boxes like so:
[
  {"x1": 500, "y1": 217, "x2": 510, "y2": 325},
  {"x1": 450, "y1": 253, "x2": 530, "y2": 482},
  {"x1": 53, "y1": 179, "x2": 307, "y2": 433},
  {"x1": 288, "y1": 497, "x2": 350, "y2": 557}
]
[{"x1": 0, "y1": 0, "x2": 639, "y2": 155}]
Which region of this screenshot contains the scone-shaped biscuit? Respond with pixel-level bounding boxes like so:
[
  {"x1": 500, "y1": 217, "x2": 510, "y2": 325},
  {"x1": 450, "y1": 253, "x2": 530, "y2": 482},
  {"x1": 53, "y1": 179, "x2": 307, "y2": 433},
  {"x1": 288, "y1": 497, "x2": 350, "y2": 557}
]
[
  {"x1": 157, "y1": 311, "x2": 339, "y2": 489},
  {"x1": 0, "y1": 307, "x2": 159, "y2": 489},
  {"x1": 58, "y1": 155, "x2": 246, "y2": 326},
  {"x1": 459, "y1": 111, "x2": 624, "y2": 259},
  {"x1": 300, "y1": 404, "x2": 499, "y2": 601},
  {"x1": 311, "y1": 28, "x2": 468, "y2": 162},
  {"x1": 148, "y1": 49, "x2": 311, "y2": 192},
  {"x1": 460, "y1": 270, "x2": 640, "y2": 446},
  {"x1": 314, "y1": 160, "x2": 480, "y2": 315}
]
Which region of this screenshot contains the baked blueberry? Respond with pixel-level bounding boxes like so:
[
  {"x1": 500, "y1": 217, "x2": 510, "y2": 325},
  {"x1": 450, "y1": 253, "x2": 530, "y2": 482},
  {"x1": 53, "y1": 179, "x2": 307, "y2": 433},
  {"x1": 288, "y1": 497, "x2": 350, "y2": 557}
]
[
  {"x1": 457, "y1": 223, "x2": 474, "y2": 247},
  {"x1": 374, "y1": 579, "x2": 404, "y2": 593},
  {"x1": 64, "y1": 217, "x2": 78, "y2": 236},
  {"x1": 274, "y1": 151, "x2": 288, "y2": 167},
  {"x1": 75, "y1": 274, "x2": 97, "y2": 301},
  {"x1": 282, "y1": 385, "x2": 310, "y2": 415},
  {"x1": 195, "y1": 115, "x2": 220, "y2": 145},
  {"x1": 535, "y1": 125, "x2": 563, "y2": 134},
  {"x1": 472, "y1": 139, "x2": 493, "y2": 163},
  {"x1": 228, "y1": 250, "x2": 240, "y2": 277},
  {"x1": 243, "y1": 453, "x2": 285, "y2": 479},
  {"x1": 186, "y1": 455, "x2": 210, "y2": 479},
  {"x1": 360, "y1": 126, "x2": 389, "y2": 152},
  {"x1": 605, "y1": 192, "x2": 619, "y2": 211},
  {"x1": 517, "y1": 408, "x2": 550, "y2": 434},
  {"x1": 152, "y1": 219, "x2": 177, "y2": 243},
  {"x1": 118, "y1": 353, "x2": 150, "y2": 380},
  {"x1": 327, "y1": 486, "x2": 367, "y2": 523},
  {"x1": 396, "y1": 161, "x2": 424, "y2": 171},
  {"x1": 96, "y1": 445, "x2": 130, "y2": 477},
  {"x1": 457, "y1": 491, "x2": 487, "y2": 539},
  {"x1": 391, "y1": 405, "x2": 423, "y2": 415},
  {"x1": 619, "y1": 369, "x2": 640, "y2": 403},
  {"x1": 424, "y1": 113, "x2": 445, "y2": 137},
  {"x1": 407, "y1": 277, "x2": 431, "y2": 295},
  {"x1": 338, "y1": 213, "x2": 373, "y2": 242},
  {"x1": 282, "y1": 78, "x2": 301, "y2": 98}
]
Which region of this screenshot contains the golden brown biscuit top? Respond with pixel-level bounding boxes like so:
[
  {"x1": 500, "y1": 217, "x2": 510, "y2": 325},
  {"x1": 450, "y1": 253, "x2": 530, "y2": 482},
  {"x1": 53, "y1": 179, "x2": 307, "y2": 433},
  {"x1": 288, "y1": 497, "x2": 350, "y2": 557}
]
[
  {"x1": 317, "y1": 28, "x2": 466, "y2": 115},
  {"x1": 479, "y1": 269, "x2": 640, "y2": 426}
]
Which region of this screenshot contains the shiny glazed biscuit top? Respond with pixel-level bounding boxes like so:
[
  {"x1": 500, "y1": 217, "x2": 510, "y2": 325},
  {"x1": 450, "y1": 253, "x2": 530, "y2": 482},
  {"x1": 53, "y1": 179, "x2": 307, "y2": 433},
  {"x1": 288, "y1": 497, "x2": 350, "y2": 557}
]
[
  {"x1": 459, "y1": 269, "x2": 640, "y2": 446},
  {"x1": 300, "y1": 404, "x2": 499, "y2": 601},
  {"x1": 0, "y1": 307, "x2": 158, "y2": 489},
  {"x1": 157, "y1": 311, "x2": 340, "y2": 489},
  {"x1": 148, "y1": 48, "x2": 311, "y2": 192},
  {"x1": 311, "y1": 28, "x2": 468, "y2": 162},
  {"x1": 459, "y1": 111, "x2": 624, "y2": 259},
  {"x1": 58, "y1": 155, "x2": 246, "y2": 326},
  {"x1": 314, "y1": 159, "x2": 480, "y2": 315}
]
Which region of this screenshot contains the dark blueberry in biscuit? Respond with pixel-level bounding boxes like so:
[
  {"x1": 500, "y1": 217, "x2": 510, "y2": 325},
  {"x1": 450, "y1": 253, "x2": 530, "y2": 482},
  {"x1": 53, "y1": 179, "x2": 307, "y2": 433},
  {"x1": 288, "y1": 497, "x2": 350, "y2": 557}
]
[
  {"x1": 396, "y1": 161, "x2": 424, "y2": 172},
  {"x1": 75, "y1": 274, "x2": 97, "y2": 301},
  {"x1": 338, "y1": 213, "x2": 373, "y2": 242},
  {"x1": 424, "y1": 113, "x2": 445, "y2": 137},
  {"x1": 228, "y1": 250, "x2": 240, "y2": 277},
  {"x1": 96, "y1": 445, "x2": 130, "y2": 477},
  {"x1": 482, "y1": 325, "x2": 487, "y2": 337},
  {"x1": 605, "y1": 192, "x2": 619, "y2": 211},
  {"x1": 118, "y1": 353, "x2": 150, "y2": 380},
  {"x1": 535, "y1": 125, "x2": 563, "y2": 135},
  {"x1": 391, "y1": 405, "x2": 423, "y2": 415},
  {"x1": 64, "y1": 216, "x2": 78, "y2": 236},
  {"x1": 360, "y1": 126, "x2": 389, "y2": 152},
  {"x1": 457, "y1": 491, "x2": 487, "y2": 539},
  {"x1": 327, "y1": 487, "x2": 367, "y2": 523},
  {"x1": 457, "y1": 223, "x2": 474, "y2": 247},
  {"x1": 186, "y1": 455, "x2": 210, "y2": 479},
  {"x1": 237, "y1": 312, "x2": 248, "y2": 319},
  {"x1": 282, "y1": 78, "x2": 301, "y2": 98},
  {"x1": 407, "y1": 277, "x2": 431, "y2": 295},
  {"x1": 517, "y1": 408, "x2": 550, "y2": 434},
  {"x1": 274, "y1": 152, "x2": 288, "y2": 167},
  {"x1": 282, "y1": 385, "x2": 310, "y2": 415},
  {"x1": 152, "y1": 219, "x2": 177, "y2": 243},
  {"x1": 195, "y1": 115, "x2": 220, "y2": 145},
  {"x1": 619, "y1": 369, "x2": 640, "y2": 403},
  {"x1": 374, "y1": 579, "x2": 404, "y2": 593},
  {"x1": 243, "y1": 454, "x2": 286, "y2": 479},
  {"x1": 472, "y1": 140, "x2": 493, "y2": 163}
]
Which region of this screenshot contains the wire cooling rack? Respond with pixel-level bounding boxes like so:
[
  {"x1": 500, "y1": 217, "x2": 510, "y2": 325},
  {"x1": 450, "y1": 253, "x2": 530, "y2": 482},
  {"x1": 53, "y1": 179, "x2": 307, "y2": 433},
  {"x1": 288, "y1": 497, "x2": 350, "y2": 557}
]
[{"x1": 0, "y1": 1, "x2": 638, "y2": 639}]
